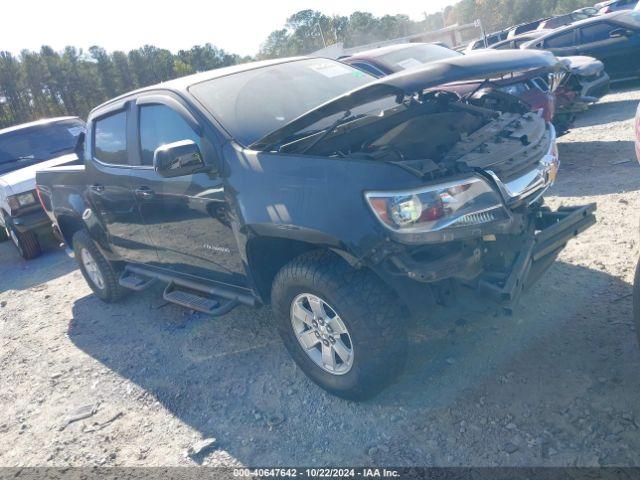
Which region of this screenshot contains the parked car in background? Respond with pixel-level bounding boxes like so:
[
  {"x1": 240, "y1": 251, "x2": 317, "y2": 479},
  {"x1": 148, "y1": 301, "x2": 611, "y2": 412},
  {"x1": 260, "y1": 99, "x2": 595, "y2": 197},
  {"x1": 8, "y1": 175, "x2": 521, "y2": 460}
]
[
  {"x1": 36, "y1": 52, "x2": 595, "y2": 399},
  {"x1": 507, "y1": 18, "x2": 550, "y2": 38},
  {"x1": 490, "y1": 30, "x2": 552, "y2": 50},
  {"x1": 537, "y1": 11, "x2": 592, "y2": 30},
  {"x1": 0, "y1": 117, "x2": 84, "y2": 258},
  {"x1": 632, "y1": 101, "x2": 640, "y2": 344},
  {"x1": 522, "y1": 11, "x2": 640, "y2": 80},
  {"x1": 574, "y1": 7, "x2": 602, "y2": 16},
  {"x1": 635, "y1": 101, "x2": 640, "y2": 161},
  {"x1": 596, "y1": 0, "x2": 638, "y2": 14},
  {"x1": 342, "y1": 43, "x2": 557, "y2": 123},
  {"x1": 464, "y1": 30, "x2": 509, "y2": 52}
]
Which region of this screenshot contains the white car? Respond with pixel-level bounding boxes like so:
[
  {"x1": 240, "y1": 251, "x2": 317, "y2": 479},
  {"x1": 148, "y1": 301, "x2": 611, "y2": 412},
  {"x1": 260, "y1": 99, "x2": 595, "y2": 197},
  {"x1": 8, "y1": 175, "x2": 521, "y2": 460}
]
[{"x1": 0, "y1": 117, "x2": 84, "y2": 259}]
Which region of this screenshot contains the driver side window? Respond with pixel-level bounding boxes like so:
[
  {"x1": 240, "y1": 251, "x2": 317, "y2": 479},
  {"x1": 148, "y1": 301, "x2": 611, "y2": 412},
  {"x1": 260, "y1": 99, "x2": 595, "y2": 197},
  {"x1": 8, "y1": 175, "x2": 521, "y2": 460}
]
[{"x1": 138, "y1": 104, "x2": 201, "y2": 166}]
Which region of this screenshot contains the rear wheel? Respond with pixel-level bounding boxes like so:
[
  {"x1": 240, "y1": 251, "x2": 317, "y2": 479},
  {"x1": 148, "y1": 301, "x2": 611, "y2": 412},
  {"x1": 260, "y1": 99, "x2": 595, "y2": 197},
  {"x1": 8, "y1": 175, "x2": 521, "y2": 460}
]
[
  {"x1": 6, "y1": 220, "x2": 41, "y2": 259},
  {"x1": 72, "y1": 230, "x2": 127, "y2": 303},
  {"x1": 271, "y1": 250, "x2": 407, "y2": 400}
]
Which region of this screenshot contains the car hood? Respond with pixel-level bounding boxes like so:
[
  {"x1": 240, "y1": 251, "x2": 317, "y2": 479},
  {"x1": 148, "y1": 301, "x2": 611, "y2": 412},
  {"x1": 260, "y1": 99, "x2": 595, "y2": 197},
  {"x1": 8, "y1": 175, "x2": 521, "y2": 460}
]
[
  {"x1": 252, "y1": 50, "x2": 563, "y2": 150},
  {"x1": 558, "y1": 56, "x2": 605, "y2": 77},
  {"x1": 0, "y1": 153, "x2": 78, "y2": 196}
]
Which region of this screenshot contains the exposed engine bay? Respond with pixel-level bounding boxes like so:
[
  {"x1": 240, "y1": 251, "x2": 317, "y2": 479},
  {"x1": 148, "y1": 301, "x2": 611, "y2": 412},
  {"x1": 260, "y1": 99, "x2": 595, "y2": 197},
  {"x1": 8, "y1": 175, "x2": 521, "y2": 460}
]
[
  {"x1": 278, "y1": 88, "x2": 553, "y2": 187},
  {"x1": 275, "y1": 86, "x2": 582, "y2": 307}
]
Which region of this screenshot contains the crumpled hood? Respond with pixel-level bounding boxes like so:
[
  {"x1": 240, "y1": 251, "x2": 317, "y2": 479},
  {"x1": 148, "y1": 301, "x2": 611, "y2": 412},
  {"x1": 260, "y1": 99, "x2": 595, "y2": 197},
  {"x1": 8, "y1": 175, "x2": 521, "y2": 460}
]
[
  {"x1": 253, "y1": 50, "x2": 564, "y2": 149},
  {"x1": 558, "y1": 56, "x2": 605, "y2": 77},
  {"x1": 0, "y1": 153, "x2": 78, "y2": 196}
]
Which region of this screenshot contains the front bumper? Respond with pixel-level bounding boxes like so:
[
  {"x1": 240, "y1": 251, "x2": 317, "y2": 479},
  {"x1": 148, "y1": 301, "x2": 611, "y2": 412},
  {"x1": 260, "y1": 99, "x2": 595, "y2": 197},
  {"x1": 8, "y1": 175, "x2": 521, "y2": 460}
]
[
  {"x1": 380, "y1": 203, "x2": 596, "y2": 307},
  {"x1": 579, "y1": 72, "x2": 610, "y2": 101},
  {"x1": 478, "y1": 203, "x2": 596, "y2": 304},
  {"x1": 11, "y1": 208, "x2": 50, "y2": 233}
]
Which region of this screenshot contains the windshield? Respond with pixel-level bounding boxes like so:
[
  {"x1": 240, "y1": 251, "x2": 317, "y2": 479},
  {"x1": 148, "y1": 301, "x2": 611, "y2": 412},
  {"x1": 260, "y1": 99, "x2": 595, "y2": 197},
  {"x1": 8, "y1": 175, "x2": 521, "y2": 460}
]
[
  {"x1": 189, "y1": 59, "x2": 375, "y2": 146},
  {"x1": 375, "y1": 44, "x2": 461, "y2": 71},
  {"x1": 0, "y1": 119, "x2": 84, "y2": 174}
]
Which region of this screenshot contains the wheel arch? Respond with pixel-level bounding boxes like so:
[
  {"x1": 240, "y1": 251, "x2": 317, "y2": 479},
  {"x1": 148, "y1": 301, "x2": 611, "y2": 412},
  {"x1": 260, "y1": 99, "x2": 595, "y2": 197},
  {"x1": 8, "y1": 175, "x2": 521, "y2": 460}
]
[
  {"x1": 57, "y1": 214, "x2": 86, "y2": 249},
  {"x1": 245, "y1": 235, "x2": 361, "y2": 304}
]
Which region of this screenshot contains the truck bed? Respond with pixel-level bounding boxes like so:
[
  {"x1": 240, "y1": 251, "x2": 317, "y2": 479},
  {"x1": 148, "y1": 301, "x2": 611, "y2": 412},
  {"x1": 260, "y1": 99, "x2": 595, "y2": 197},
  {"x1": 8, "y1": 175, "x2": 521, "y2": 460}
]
[{"x1": 35, "y1": 164, "x2": 88, "y2": 224}]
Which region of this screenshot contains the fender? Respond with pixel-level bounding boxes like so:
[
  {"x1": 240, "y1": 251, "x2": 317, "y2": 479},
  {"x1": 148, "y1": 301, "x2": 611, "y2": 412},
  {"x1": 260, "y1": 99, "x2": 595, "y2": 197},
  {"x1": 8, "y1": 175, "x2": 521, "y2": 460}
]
[{"x1": 222, "y1": 141, "x2": 425, "y2": 267}]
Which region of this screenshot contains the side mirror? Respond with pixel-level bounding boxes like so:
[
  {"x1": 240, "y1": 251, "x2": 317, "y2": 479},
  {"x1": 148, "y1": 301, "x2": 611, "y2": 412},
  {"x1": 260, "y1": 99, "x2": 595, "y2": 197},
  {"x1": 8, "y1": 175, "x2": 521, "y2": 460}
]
[
  {"x1": 153, "y1": 140, "x2": 205, "y2": 178},
  {"x1": 609, "y1": 28, "x2": 631, "y2": 38}
]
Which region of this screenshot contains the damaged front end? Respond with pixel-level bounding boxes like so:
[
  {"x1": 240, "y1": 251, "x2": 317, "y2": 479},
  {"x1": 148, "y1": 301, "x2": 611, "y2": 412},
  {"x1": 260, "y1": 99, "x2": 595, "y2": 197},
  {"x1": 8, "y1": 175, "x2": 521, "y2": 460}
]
[
  {"x1": 253, "y1": 51, "x2": 596, "y2": 307},
  {"x1": 362, "y1": 117, "x2": 596, "y2": 306}
]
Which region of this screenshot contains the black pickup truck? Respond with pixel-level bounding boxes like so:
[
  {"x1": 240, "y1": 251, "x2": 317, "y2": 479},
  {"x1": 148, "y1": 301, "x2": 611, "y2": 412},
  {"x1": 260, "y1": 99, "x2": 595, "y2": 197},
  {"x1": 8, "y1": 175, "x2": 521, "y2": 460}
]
[{"x1": 36, "y1": 51, "x2": 596, "y2": 399}]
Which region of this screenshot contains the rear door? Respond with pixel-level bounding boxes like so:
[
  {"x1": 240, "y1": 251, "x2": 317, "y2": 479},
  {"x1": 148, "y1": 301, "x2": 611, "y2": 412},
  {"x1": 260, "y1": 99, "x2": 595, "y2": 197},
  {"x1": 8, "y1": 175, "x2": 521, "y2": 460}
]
[
  {"x1": 128, "y1": 94, "x2": 247, "y2": 287},
  {"x1": 86, "y1": 104, "x2": 157, "y2": 263},
  {"x1": 542, "y1": 28, "x2": 579, "y2": 56},
  {"x1": 576, "y1": 21, "x2": 639, "y2": 77}
]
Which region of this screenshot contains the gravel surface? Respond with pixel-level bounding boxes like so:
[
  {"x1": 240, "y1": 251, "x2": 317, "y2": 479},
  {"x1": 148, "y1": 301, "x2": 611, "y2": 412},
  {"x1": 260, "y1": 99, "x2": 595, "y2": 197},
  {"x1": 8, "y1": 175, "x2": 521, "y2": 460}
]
[{"x1": 1, "y1": 83, "x2": 640, "y2": 468}]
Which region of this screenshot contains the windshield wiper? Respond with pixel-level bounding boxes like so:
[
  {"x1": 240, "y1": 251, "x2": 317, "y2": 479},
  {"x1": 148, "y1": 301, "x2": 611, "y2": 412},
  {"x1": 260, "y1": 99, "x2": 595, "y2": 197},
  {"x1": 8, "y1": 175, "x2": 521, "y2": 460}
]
[
  {"x1": 297, "y1": 110, "x2": 375, "y2": 154},
  {"x1": 48, "y1": 146, "x2": 74, "y2": 155}
]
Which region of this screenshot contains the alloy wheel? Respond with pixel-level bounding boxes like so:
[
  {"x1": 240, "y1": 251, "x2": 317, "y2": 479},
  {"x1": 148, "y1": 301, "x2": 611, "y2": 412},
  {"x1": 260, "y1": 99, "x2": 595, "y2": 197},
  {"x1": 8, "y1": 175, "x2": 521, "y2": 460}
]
[
  {"x1": 80, "y1": 248, "x2": 105, "y2": 290},
  {"x1": 290, "y1": 293, "x2": 354, "y2": 375}
]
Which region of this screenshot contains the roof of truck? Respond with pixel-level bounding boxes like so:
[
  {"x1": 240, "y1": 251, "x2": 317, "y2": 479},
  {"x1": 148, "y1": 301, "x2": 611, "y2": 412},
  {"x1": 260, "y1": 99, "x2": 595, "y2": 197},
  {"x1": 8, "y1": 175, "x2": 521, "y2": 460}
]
[{"x1": 0, "y1": 116, "x2": 80, "y2": 136}]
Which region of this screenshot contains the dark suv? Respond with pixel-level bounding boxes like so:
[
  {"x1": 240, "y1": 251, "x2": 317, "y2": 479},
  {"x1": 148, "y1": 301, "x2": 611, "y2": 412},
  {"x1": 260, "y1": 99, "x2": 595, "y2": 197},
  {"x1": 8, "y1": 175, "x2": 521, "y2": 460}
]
[{"x1": 37, "y1": 53, "x2": 595, "y2": 399}]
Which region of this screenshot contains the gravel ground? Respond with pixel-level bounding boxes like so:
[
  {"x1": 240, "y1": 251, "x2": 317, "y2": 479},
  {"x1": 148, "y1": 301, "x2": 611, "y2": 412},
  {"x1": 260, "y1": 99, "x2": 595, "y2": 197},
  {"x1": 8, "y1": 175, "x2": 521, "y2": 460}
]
[{"x1": 1, "y1": 83, "x2": 640, "y2": 468}]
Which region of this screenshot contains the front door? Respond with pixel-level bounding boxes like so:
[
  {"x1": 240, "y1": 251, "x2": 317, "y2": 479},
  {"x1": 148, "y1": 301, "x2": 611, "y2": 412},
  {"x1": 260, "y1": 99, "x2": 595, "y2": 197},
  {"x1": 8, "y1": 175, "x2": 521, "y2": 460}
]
[
  {"x1": 577, "y1": 22, "x2": 640, "y2": 78},
  {"x1": 129, "y1": 98, "x2": 246, "y2": 287}
]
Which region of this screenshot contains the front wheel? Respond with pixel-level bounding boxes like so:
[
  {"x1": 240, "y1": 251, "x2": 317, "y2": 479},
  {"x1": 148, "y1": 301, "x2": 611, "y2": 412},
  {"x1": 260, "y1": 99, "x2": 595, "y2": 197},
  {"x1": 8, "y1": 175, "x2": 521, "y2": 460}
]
[
  {"x1": 72, "y1": 230, "x2": 127, "y2": 303},
  {"x1": 6, "y1": 220, "x2": 41, "y2": 259},
  {"x1": 271, "y1": 251, "x2": 407, "y2": 400}
]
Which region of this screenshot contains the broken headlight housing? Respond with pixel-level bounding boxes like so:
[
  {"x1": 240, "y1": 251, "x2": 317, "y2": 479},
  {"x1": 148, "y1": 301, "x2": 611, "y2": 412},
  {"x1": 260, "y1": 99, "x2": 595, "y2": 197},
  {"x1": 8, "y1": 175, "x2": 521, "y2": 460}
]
[{"x1": 365, "y1": 176, "x2": 509, "y2": 236}]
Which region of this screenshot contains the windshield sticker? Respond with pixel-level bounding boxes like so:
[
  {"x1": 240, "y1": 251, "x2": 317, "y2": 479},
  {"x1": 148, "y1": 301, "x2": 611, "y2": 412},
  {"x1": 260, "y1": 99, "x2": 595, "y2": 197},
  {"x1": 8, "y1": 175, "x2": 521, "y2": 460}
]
[
  {"x1": 67, "y1": 126, "x2": 85, "y2": 136},
  {"x1": 310, "y1": 62, "x2": 352, "y2": 78},
  {"x1": 396, "y1": 58, "x2": 423, "y2": 70}
]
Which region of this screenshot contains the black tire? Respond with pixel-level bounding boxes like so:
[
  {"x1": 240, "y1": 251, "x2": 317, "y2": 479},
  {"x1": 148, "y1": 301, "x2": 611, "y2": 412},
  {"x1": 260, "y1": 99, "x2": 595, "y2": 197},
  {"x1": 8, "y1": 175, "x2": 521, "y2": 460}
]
[
  {"x1": 72, "y1": 230, "x2": 127, "y2": 303},
  {"x1": 6, "y1": 220, "x2": 41, "y2": 259},
  {"x1": 271, "y1": 250, "x2": 407, "y2": 400},
  {"x1": 633, "y1": 256, "x2": 640, "y2": 346}
]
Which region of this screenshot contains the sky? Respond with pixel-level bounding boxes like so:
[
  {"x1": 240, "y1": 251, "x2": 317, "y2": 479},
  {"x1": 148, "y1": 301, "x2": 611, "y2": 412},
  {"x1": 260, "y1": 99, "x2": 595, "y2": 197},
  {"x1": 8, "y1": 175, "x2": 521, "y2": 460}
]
[{"x1": 3, "y1": 0, "x2": 458, "y2": 57}]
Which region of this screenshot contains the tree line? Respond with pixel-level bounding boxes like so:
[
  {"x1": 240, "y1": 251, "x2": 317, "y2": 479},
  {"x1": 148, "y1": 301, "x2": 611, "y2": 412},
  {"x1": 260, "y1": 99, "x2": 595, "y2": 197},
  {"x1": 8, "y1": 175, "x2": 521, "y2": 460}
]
[{"x1": 0, "y1": 0, "x2": 593, "y2": 129}]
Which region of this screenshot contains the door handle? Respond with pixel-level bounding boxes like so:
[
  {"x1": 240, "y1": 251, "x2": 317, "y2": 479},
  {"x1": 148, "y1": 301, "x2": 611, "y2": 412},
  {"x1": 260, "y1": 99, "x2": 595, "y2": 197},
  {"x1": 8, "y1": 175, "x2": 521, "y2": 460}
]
[
  {"x1": 90, "y1": 183, "x2": 105, "y2": 193},
  {"x1": 135, "y1": 186, "x2": 155, "y2": 200}
]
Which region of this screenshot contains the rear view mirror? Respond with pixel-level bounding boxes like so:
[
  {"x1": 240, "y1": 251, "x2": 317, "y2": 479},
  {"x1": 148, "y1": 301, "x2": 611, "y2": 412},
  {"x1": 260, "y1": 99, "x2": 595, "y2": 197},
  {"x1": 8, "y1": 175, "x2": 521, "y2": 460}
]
[{"x1": 153, "y1": 140, "x2": 205, "y2": 178}]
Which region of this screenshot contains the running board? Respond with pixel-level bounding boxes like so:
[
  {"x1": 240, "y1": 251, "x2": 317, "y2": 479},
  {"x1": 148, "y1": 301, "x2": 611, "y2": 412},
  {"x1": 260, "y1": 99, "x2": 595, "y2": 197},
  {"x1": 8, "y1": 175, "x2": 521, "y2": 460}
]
[
  {"x1": 119, "y1": 269, "x2": 156, "y2": 291},
  {"x1": 163, "y1": 282, "x2": 239, "y2": 316}
]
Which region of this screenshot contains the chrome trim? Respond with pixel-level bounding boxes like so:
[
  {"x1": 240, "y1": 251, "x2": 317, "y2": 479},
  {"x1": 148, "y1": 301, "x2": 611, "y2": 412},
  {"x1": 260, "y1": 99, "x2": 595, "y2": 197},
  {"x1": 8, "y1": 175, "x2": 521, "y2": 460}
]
[{"x1": 486, "y1": 124, "x2": 558, "y2": 205}]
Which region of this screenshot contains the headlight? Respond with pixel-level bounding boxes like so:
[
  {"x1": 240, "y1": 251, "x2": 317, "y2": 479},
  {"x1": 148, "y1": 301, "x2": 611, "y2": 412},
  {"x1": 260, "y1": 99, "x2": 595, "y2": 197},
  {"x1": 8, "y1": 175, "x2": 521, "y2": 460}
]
[
  {"x1": 365, "y1": 176, "x2": 509, "y2": 234},
  {"x1": 7, "y1": 191, "x2": 37, "y2": 211}
]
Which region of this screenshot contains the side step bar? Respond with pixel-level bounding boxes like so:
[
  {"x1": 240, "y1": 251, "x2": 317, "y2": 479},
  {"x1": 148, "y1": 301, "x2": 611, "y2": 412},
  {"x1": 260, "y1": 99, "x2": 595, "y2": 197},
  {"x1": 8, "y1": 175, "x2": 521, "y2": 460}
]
[
  {"x1": 121, "y1": 264, "x2": 257, "y2": 316},
  {"x1": 119, "y1": 269, "x2": 156, "y2": 291},
  {"x1": 163, "y1": 282, "x2": 239, "y2": 316}
]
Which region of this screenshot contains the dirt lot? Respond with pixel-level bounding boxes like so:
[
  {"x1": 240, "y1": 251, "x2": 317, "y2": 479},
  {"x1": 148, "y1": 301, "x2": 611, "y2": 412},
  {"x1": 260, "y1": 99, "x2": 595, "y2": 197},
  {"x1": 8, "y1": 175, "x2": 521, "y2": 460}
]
[{"x1": 1, "y1": 83, "x2": 640, "y2": 468}]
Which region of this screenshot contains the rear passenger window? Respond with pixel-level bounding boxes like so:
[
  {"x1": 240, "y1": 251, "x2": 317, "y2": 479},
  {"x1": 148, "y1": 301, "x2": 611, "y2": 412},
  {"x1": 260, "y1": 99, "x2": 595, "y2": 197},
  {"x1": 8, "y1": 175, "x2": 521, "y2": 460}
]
[
  {"x1": 139, "y1": 104, "x2": 201, "y2": 166},
  {"x1": 545, "y1": 30, "x2": 576, "y2": 48},
  {"x1": 94, "y1": 111, "x2": 128, "y2": 165},
  {"x1": 579, "y1": 23, "x2": 617, "y2": 43}
]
